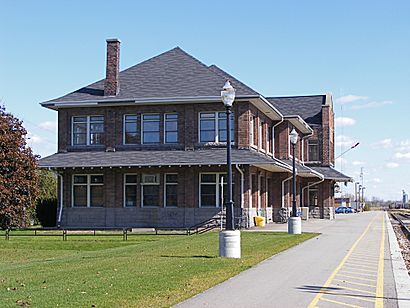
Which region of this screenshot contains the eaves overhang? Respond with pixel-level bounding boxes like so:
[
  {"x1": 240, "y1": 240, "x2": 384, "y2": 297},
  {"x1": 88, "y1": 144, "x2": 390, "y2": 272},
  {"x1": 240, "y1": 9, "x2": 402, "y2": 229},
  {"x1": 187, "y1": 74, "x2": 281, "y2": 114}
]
[{"x1": 283, "y1": 115, "x2": 313, "y2": 135}]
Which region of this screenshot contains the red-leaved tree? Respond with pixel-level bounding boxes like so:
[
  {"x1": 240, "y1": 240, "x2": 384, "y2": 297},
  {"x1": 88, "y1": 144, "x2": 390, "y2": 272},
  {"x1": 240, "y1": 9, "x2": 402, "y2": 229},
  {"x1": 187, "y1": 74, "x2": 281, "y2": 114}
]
[{"x1": 0, "y1": 106, "x2": 38, "y2": 229}]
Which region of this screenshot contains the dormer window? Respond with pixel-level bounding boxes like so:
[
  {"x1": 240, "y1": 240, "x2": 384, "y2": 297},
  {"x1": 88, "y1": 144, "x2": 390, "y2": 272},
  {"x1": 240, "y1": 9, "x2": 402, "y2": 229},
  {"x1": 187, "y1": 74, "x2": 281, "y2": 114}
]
[{"x1": 72, "y1": 116, "x2": 104, "y2": 146}]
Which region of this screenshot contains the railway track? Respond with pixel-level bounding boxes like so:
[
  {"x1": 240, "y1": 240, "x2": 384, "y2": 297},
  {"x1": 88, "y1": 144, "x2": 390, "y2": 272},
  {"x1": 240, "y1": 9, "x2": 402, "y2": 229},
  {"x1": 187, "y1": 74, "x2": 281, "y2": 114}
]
[{"x1": 390, "y1": 211, "x2": 410, "y2": 240}]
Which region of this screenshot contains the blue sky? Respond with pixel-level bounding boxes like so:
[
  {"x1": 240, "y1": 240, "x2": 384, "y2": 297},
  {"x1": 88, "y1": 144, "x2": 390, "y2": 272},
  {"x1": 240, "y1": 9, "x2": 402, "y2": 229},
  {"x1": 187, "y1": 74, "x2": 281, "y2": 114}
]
[{"x1": 1, "y1": 0, "x2": 409, "y2": 201}]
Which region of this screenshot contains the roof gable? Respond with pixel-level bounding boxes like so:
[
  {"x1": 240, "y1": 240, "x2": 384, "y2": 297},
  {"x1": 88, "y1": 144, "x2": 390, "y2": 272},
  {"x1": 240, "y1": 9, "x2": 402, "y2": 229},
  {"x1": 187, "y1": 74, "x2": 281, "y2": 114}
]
[
  {"x1": 44, "y1": 47, "x2": 259, "y2": 105},
  {"x1": 266, "y1": 95, "x2": 325, "y2": 125}
]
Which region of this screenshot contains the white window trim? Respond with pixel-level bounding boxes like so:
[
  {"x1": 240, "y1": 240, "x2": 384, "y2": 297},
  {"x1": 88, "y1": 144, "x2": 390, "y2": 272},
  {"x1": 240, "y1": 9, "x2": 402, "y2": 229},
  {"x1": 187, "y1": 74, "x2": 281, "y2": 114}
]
[
  {"x1": 123, "y1": 173, "x2": 138, "y2": 207},
  {"x1": 272, "y1": 126, "x2": 275, "y2": 155},
  {"x1": 164, "y1": 113, "x2": 178, "y2": 144},
  {"x1": 72, "y1": 174, "x2": 104, "y2": 208},
  {"x1": 141, "y1": 173, "x2": 160, "y2": 207},
  {"x1": 199, "y1": 172, "x2": 227, "y2": 208},
  {"x1": 141, "y1": 113, "x2": 161, "y2": 145},
  {"x1": 123, "y1": 114, "x2": 138, "y2": 145},
  {"x1": 164, "y1": 173, "x2": 178, "y2": 207},
  {"x1": 72, "y1": 115, "x2": 104, "y2": 146},
  {"x1": 198, "y1": 111, "x2": 234, "y2": 144}
]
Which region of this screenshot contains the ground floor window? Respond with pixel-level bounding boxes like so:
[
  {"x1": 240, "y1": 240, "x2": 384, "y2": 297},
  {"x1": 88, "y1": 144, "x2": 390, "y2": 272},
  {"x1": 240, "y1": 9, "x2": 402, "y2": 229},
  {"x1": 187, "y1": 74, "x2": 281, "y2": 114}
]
[
  {"x1": 141, "y1": 174, "x2": 160, "y2": 207},
  {"x1": 164, "y1": 173, "x2": 178, "y2": 207},
  {"x1": 73, "y1": 175, "x2": 104, "y2": 207},
  {"x1": 308, "y1": 184, "x2": 319, "y2": 206},
  {"x1": 199, "y1": 173, "x2": 233, "y2": 207},
  {"x1": 124, "y1": 174, "x2": 138, "y2": 207}
]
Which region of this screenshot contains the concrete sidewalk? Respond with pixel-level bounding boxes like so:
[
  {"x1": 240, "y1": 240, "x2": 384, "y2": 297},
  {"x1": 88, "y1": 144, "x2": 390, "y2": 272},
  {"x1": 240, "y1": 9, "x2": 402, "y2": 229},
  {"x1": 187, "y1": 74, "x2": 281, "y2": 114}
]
[{"x1": 175, "y1": 212, "x2": 407, "y2": 308}]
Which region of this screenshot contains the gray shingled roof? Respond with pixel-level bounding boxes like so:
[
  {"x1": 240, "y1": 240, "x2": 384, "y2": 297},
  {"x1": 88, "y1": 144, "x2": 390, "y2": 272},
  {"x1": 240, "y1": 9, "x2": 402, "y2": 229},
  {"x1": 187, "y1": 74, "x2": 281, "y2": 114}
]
[
  {"x1": 38, "y1": 149, "x2": 290, "y2": 169},
  {"x1": 42, "y1": 47, "x2": 259, "y2": 105},
  {"x1": 309, "y1": 166, "x2": 352, "y2": 181},
  {"x1": 266, "y1": 95, "x2": 325, "y2": 125},
  {"x1": 279, "y1": 160, "x2": 323, "y2": 178}
]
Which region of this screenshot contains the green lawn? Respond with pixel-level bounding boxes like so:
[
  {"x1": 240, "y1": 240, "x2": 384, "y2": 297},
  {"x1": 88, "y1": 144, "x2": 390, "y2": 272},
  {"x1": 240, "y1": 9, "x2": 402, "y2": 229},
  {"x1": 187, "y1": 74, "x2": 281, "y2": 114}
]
[{"x1": 0, "y1": 231, "x2": 317, "y2": 308}]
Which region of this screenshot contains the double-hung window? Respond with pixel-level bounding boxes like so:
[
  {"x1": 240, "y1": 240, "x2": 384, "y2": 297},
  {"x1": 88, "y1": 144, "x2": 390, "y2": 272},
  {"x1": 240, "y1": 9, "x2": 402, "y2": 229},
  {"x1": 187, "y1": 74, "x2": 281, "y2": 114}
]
[
  {"x1": 73, "y1": 175, "x2": 104, "y2": 207},
  {"x1": 124, "y1": 174, "x2": 138, "y2": 207},
  {"x1": 141, "y1": 174, "x2": 160, "y2": 207},
  {"x1": 308, "y1": 139, "x2": 319, "y2": 162},
  {"x1": 124, "y1": 115, "x2": 138, "y2": 144},
  {"x1": 199, "y1": 112, "x2": 234, "y2": 143},
  {"x1": 72, "y1": 116, "x2": 104, "y2": 145},
  {"x1": 164, "y1": 174, "x2": 178, "y2": 207},
  {"x1": 164, "y1": 113, "x2": 178, "y2": 143},
  {"x1": 142, "y1": 114, "x2": 160, "y2": 144},
  {"x1": 199, "y1": 173, "x2": 233, "y2": 207}
]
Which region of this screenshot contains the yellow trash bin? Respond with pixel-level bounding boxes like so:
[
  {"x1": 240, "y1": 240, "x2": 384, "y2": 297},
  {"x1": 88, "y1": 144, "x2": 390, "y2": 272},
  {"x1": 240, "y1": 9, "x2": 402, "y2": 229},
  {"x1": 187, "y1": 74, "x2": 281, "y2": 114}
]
[{"x1": 254, "y1": 216, "x2": 265, "y2": 227}]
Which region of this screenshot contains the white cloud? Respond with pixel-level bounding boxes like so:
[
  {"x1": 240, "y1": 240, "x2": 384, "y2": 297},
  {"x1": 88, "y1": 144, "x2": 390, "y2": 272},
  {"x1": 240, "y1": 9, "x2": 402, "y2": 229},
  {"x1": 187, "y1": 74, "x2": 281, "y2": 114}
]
[
  {"x1": 386, "y1": 162, "x2": 399, "y2": 168},
  {"x1": 352, "y1": 161, "x2": 365, "y2": 166},
  {"x1": 350, "y1": 100, "x2": 393, "y2": 110},
  {"x1": 372, "y1": 138, "x2": 392, "y2": 149},
  {"x1": 26, "y1": 133, "x2": 46, "y2": 145},
  {"x1": 335, "y1": 117, "x2": 356, "y2": 127},
  {"x1": 335, "y1": 135, "x2": 356, "y2": 148},
  {"x1": 38, "y1": 121, "x2": 57, "y2": 131},
  {"x1": 398, "y1": 139, "x2": 410, "y2": 152},
  {"x1": 370, "y1": 178, "x2": 383, "y2": 183},
  {"x1": 394, "y1": 152, "x2": 410, "y2": 159},
  {"x1": 335, "y1": 95, "x2": 368, "y2": 104}
]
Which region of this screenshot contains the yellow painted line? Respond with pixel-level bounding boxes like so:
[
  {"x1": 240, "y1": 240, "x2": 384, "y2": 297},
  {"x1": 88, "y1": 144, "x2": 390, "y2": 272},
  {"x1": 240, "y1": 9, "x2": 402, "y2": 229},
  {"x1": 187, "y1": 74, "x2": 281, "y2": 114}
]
[
  {"x1": 375, "y1": 215, "x2": 385, "y2": 308},
  {"x1": 329, "y1": 284, "x2": 376, "y2": 295},
  {"x1": 320, "y1": 297, "x2": 364, "y2": 307},
  {"x1": 341, "y1": 267, "x2": 378, "y2": 274},
  {"x1": 307, "y1": 216, "x2": 377, "y2": 308},
  {"x1": 346, "y1": 264, "x2": 378, "y2": 271},
  {"x1": 333, "y1": 279, "x2": 376, "y2": 288},
  {"x1": 336, "y1": 274, "x2": 378, "y2": 283},
  {"x1": 321, "y1": 292, "x2": 375, "y2": 303},
  {"x1": 339, "y1": 270, "x2": 377, "y2": 277}
]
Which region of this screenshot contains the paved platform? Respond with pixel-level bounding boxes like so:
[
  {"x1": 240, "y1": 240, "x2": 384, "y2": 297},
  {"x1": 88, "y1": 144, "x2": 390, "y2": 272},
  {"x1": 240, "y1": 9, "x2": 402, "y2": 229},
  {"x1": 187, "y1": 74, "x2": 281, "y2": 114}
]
[{"x1": 175, "y1": 212, "x2": 410, "y2": 308}]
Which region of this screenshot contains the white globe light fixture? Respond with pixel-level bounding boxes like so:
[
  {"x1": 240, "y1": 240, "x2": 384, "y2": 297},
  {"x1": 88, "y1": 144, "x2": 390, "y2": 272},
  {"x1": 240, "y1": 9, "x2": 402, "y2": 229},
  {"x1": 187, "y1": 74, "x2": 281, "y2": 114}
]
[{"x1": 221, "y1": 80, "x2": 235, "y2": 107}]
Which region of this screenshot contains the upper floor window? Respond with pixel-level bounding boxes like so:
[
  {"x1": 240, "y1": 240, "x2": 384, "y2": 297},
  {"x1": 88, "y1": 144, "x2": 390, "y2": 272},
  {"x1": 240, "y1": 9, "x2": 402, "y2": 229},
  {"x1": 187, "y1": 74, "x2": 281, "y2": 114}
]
[
  {"x1": 308, "y1": 139, "x2": 319, "y2": 161},
  {"x1": 268, "y1": 126, "x2": 273, "y2": 153},
  {"x1": 142, "y1": 114, "x2": 160, "y2": 144},
  {"x1": 72, "y1": 174, "x2": 104, "y2": 207},
  {"x1": 124, "y1": 115, "x2": 138, "y2": 144},
  {"x1": 72, "y1": 116, "x2": 104, "y2": 146},
  {"x1": 164, "y1": 113, "x2": 178, "y2": 144},
  {"x1": 199, "y1": 112, "x2": 234, "y2": 143}
]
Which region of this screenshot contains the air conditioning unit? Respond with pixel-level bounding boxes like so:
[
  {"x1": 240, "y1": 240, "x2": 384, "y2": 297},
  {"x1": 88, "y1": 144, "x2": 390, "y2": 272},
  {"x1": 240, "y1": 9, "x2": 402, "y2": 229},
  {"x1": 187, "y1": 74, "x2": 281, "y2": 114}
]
[{"x1": 142, "y1": 174, "x2": 159, "y2": 184}]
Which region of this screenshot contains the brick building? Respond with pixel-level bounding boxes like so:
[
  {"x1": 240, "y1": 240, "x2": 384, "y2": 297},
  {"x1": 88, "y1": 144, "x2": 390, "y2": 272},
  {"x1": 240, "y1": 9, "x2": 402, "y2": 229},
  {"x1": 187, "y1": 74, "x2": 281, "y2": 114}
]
[{"x1": 39, "y1": 39, "x2": 351, "y2": 228}]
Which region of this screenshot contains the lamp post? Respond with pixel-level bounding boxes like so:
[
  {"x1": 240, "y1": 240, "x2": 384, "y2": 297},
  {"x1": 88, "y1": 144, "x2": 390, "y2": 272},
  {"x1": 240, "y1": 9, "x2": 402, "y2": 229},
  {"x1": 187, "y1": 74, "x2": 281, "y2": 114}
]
[
  {"x1": 219, "y1": 80, "x2": 241, "y2": 258},
  {"x1": 361, "y1": 187, "x2": 366, "y2": 210},
  {"x1": 288, "y1": 128, "x2": 301, "y2": 234},
  {"x1": 354, "y1": 182, "x2": 359, "y2": 210}
]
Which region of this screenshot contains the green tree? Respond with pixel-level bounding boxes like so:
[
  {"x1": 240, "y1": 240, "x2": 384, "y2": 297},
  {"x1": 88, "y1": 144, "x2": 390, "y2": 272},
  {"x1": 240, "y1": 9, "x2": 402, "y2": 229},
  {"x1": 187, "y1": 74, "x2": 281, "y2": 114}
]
[{"x1": 0, "y1": 106, "x2": 38, "y2": 229}]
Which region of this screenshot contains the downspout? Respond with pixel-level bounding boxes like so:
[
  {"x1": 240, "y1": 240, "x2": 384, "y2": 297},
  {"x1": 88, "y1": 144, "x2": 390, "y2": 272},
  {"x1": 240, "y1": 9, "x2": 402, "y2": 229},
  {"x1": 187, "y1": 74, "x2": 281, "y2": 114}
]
[
  {"x1": 272, "y1": 117, "x2": 284, "y2": 156},
  {"x1": 281, "y1": 175, "x2": 293, "y2": 208},
  {"x1": 301, "y1": 175, "x2": 324, "y2": 206},
  {"x1": 50, "y1": 169, "x2": 64, "y2": 228},
  {"x1": 235, "y1": 164, "x2": 245, "y2": 227},
  {"x1": 235, "y1": 164, "x2": 244, "y2": 209}
]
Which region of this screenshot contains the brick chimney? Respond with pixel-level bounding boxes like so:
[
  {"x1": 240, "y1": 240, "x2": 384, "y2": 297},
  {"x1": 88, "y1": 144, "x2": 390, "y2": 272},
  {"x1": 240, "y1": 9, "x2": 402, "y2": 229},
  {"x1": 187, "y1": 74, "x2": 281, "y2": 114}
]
[{"x1": 104, "y1": 38, "x2": 121, "y2": 96}]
